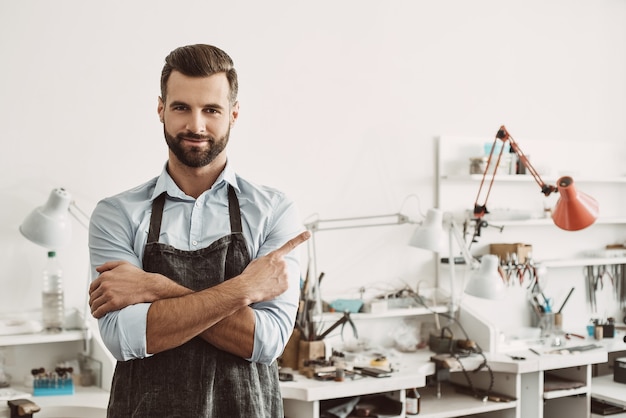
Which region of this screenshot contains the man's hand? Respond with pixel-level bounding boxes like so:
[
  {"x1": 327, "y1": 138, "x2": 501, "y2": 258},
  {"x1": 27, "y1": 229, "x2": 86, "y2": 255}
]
[
  {"x1": 89, "y1": 261, "x2": 188, "y2": 318},
  {"x1": 236, "y1": 230, "x2": 311, "y2": 304},
  {"x1": 145, "y1": 230, "x2": 311, "y2": 356},
  {"x1": 89, "y1": 230, "x2": 310, "y2": 320}
]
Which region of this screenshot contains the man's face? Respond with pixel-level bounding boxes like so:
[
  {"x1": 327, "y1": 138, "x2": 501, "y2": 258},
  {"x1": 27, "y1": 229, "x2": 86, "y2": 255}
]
[{"x1": 158, "y1": 71, "x2": 238, "y2": 168}]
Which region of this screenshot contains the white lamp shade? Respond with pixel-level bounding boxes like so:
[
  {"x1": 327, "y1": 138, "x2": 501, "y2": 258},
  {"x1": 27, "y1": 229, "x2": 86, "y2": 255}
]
[
  {"x1": 464, "y1": 254, "x2": 505, "y2": 300},
  {"x1": 409, "y1": 208, "x2": 444, "y2": 252},
  {"x1": 20, "y1": 188, "x2": 73, "y2": 249}
]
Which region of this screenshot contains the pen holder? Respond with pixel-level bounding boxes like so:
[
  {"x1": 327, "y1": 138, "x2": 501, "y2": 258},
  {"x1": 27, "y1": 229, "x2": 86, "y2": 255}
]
[
  {"x1": 537, "y1": 313, "x2": 562, "y2": 337},
  {"x1": 554, "y1": 313, "x2": 562, "y2": 330},
  {"x1": 297, "y1": 340, "x2": 325, "y2": 373}
]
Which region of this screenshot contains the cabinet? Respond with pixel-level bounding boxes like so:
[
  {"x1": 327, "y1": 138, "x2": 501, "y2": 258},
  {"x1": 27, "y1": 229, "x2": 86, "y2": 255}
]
[
  {"x1": 444, "y1": 349, "x2": 606, "y2": 418},
  {"x1": 590, "y1": 331, "x2": 626, "y2": 416},
  {"x1": 282, "y1": 370, "x2": 422, "y2": 418},
  {"x1": 540, "y1": 362, "x2": 594, "y2": 418},
  {"x1": 422, "y1": 372, "x2": 519, "y2": 418},
  {"x1": 0, "y1": 310, "x2": 113, "y2": 418}
]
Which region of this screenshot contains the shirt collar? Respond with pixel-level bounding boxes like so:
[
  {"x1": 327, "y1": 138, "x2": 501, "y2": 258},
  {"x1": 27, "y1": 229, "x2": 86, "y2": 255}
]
[{"x1": 151, "y1": 160, "x2": 240, "y2": 201}]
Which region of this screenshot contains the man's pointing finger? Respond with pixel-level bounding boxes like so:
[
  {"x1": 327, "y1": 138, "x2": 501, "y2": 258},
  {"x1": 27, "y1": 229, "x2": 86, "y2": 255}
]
[{"x1": 272, "y1": 231, "x2": 311, "y2": 257}]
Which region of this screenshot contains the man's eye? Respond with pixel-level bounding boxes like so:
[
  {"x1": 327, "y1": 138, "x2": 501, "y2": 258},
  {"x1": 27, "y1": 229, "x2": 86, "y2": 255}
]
[{"x1": 172, "y1": 106, "x2": 187, "y2": 111}]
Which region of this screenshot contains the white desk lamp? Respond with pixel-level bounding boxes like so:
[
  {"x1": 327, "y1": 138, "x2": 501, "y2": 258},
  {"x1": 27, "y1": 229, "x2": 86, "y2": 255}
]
[
  {"x1": 301, "y1": 210, "x2": 423, "y2": 340},
  {"x1": 410, "y1": 208, "x2": 504, "y2": 309},
  {"x1": 20, "y1": 188, "x2": 89, "y2": 248},
  {"x1": 305, "y1": 212, "x2": 416, "y2": 283},
  {"x1": 17, "y1": 188, "x2": 91, "y2": 347},
  {"x1": 464, "y1": 254, "x2": 505, "y2": 299}
]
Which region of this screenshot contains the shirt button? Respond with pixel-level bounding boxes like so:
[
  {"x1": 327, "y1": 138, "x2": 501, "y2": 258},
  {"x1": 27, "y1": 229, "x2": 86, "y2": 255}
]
[
  {"x1": 195, "y1": 201, "x2": 201, "y2": 207},
  {"x1": 192, "y1": 240, "x2": 198, "y2": 246}
]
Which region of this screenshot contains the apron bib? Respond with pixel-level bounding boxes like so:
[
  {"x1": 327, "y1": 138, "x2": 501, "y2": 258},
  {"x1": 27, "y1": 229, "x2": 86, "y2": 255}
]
[{"x1": 107, "y1": 186, "x2": 283, "y2": 417}]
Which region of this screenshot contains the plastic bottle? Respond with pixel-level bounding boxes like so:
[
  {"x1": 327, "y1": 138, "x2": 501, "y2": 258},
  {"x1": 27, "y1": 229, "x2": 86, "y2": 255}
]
[
  {"x1": 42, "y1": 251, "x2": 65, "y2": 332},
  {"x1": 406, "y1": 387, "x2": 421, "y2": 415}
]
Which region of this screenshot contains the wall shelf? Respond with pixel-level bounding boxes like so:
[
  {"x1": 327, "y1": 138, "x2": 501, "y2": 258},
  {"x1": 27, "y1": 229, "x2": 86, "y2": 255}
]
[
  {"x1": 541, "y1": 257, "x2": 626, "y2": 268},
  {"x1": 0, "y1": 309, "x2": 90, "y2": 347},
  {"x1": 0, "y1": 329, "x2": 88, "y2": 347},
  {"x1": 441, "y1": 175, "x2": 626, "y2": 184},
  {"x1": 482, "y1": 217, "x2": 626, "y2": 227},
  {"x1": 320, "y1": 305, "x2": 448, "y2": 322}
]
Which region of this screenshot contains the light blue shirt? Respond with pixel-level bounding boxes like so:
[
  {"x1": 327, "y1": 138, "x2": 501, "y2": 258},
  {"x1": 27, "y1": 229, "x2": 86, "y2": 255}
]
[{"x1": 89, "y1": 162, "x2": 303, "y2": 364}]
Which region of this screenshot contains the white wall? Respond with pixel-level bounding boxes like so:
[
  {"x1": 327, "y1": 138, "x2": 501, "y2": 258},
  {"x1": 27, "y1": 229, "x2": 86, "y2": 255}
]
[{"x1": 1, "y1": 0, "x2": 625, "y2": 323}]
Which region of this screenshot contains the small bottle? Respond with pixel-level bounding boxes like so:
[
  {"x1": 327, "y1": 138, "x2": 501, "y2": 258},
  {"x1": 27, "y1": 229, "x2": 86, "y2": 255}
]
[
  {"x1": 406, "y1": 387, "x2": 421, "y2": 415},
  {"x1": 42, "y1": 251, "x2": 65, "y2": 332}
]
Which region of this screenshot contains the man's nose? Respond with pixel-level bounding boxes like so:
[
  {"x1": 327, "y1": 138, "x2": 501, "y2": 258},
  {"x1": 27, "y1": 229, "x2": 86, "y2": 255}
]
[{"x1": 186, "y1": 111, "x2": 206, "y2": 133}]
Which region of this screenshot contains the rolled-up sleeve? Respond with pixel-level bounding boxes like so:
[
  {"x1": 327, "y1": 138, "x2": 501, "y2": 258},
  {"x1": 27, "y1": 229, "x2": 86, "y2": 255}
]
[
  {"x1": 98, "y1": 303, "x2": 152, "y2": 361},
  {"x1": 247, "y1": 253, "x2": 300, "y2": 363},
  {"x1": 89, "y1": 197, "x2": 152, "y2": 362},
  {"x1": 245, "y1": 195, "x2": 302, "y2": 364}
]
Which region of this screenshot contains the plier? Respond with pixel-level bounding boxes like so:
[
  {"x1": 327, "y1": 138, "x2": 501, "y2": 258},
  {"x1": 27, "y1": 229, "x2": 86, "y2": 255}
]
[{"x1": 316, "y1": 311, "x2": 358, "y2": 341}]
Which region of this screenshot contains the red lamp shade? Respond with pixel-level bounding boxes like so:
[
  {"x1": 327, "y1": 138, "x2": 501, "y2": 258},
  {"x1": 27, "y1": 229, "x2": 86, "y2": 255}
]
[{"x1": 552, "y1": 176, "x2": 599, "y2": 231}]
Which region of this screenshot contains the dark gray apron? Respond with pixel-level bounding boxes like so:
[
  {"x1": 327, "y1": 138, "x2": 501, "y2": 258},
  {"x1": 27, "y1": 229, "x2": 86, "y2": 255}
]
[{"x1": 107, "y1": 186, "x2": 283, "y2": 417}]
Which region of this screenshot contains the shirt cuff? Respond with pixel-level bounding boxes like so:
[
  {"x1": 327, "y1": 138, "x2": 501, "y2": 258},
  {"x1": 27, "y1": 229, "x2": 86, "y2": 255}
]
[{"x1": 99, "y1": 303, "x2": 153, "y2": 361}]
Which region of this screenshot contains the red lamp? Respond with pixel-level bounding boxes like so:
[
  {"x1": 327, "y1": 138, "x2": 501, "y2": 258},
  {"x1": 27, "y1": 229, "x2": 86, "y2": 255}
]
[
  {"x1": 472, "y1": 125, "x2": 598, "y2": 233},
  {"x1": 552, "y1": 176, "x2": 599, "y2": 231}
]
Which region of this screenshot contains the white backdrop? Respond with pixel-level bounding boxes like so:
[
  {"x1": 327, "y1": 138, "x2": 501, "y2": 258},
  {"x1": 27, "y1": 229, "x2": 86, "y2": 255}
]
[{"x1": 1, "y1": 0, "x2": 625, "y2": 316}]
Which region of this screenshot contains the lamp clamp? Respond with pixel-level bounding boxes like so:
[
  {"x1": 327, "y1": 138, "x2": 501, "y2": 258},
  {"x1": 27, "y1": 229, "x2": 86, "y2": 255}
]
[{"x1": 464, "y1": 216, "x2": 502, "y2": 244}]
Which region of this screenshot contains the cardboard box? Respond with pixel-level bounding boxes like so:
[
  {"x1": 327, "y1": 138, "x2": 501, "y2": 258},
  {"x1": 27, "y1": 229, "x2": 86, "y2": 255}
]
[{"x1": 490, "y1": 243, "x2": 533, "y2": 263}]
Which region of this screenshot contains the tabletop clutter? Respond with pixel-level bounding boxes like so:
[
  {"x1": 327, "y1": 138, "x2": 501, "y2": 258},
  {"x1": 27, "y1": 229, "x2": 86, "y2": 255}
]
[
  {"x1": 281, "y1": 272, "x2": 435, "y2": 416},
  {"x1": 490, "y1": 242, "x2": 625, "y2": 347},
  {"x1": 281, "y1": 240, "x2": 626, "y2": 417},
  {"x1": 280, "y1": 270, "x2": 501, "y2": 417}
]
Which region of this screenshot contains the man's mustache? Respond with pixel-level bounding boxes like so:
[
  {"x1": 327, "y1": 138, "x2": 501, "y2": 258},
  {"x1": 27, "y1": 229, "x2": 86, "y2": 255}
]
[{"x1": 179, "y1": 132, "x2": 213, "y2": 141}]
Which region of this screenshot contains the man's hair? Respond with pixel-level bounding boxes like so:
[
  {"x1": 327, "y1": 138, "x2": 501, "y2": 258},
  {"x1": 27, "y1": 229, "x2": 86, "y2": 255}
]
[{"x1": 160, "y1": 44, "x2": 238, "y2": 104}]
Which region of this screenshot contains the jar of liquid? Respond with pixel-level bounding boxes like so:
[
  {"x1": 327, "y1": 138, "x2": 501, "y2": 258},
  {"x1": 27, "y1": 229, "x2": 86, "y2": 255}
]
[
  {"x1": 406, "y1": 387, "x2": 421, "y2": 415},
  {"x1": 42, "y1": 251, "x2": 65, "y2": 332}
]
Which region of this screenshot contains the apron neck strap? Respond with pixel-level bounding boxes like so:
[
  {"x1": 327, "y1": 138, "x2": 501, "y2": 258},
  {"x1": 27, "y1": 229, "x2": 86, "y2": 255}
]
[
  {"x1": 147, "y1": 185, "x2": 242, "y2": 244},
  {"x1": 147, "y1": 192, "x2": 167, "y2": 244},
  {"x1": 227, "y1": 185, "x2": 243, "y2": 234}
]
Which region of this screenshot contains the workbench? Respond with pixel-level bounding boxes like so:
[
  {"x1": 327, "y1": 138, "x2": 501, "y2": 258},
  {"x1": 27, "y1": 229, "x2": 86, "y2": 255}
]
[{"x1": 280, "y1": 343, "x2": 609, "y2": 418}]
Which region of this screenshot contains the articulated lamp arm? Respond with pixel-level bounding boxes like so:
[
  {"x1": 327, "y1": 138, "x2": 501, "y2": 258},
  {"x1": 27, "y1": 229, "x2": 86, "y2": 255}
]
[
  {"x1": 471, "y1": 125, "x2": 598, "y2": 234},
  {"x1": 473, "y1": 125, "x2": 557, "y2": 220}
]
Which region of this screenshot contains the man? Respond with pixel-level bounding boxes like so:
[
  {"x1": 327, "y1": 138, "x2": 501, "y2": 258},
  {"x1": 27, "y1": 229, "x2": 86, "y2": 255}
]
[{"x1": 88, "y1": 44, "x2": 309, "y2": 417}]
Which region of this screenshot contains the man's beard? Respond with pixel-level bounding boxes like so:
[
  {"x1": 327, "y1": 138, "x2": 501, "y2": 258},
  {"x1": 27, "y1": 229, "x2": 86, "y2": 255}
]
[{"x1": 164, "y1": 127, "x2": 229, "y2": 168}]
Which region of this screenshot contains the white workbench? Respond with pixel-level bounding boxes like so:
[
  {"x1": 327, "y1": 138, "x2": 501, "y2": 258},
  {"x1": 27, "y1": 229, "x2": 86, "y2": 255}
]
[{"x1": 281, "y1": 344, "x2": 608, "y2": 418}]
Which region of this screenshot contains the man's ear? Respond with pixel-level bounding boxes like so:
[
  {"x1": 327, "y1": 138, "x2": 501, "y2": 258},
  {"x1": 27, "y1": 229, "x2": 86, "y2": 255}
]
[
  {"x1": 158, "y1": 96, "x2": 165, "y2": 123},
  {"x1": 230, "y1": 101, "x2": 240, "y2": 127}
]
